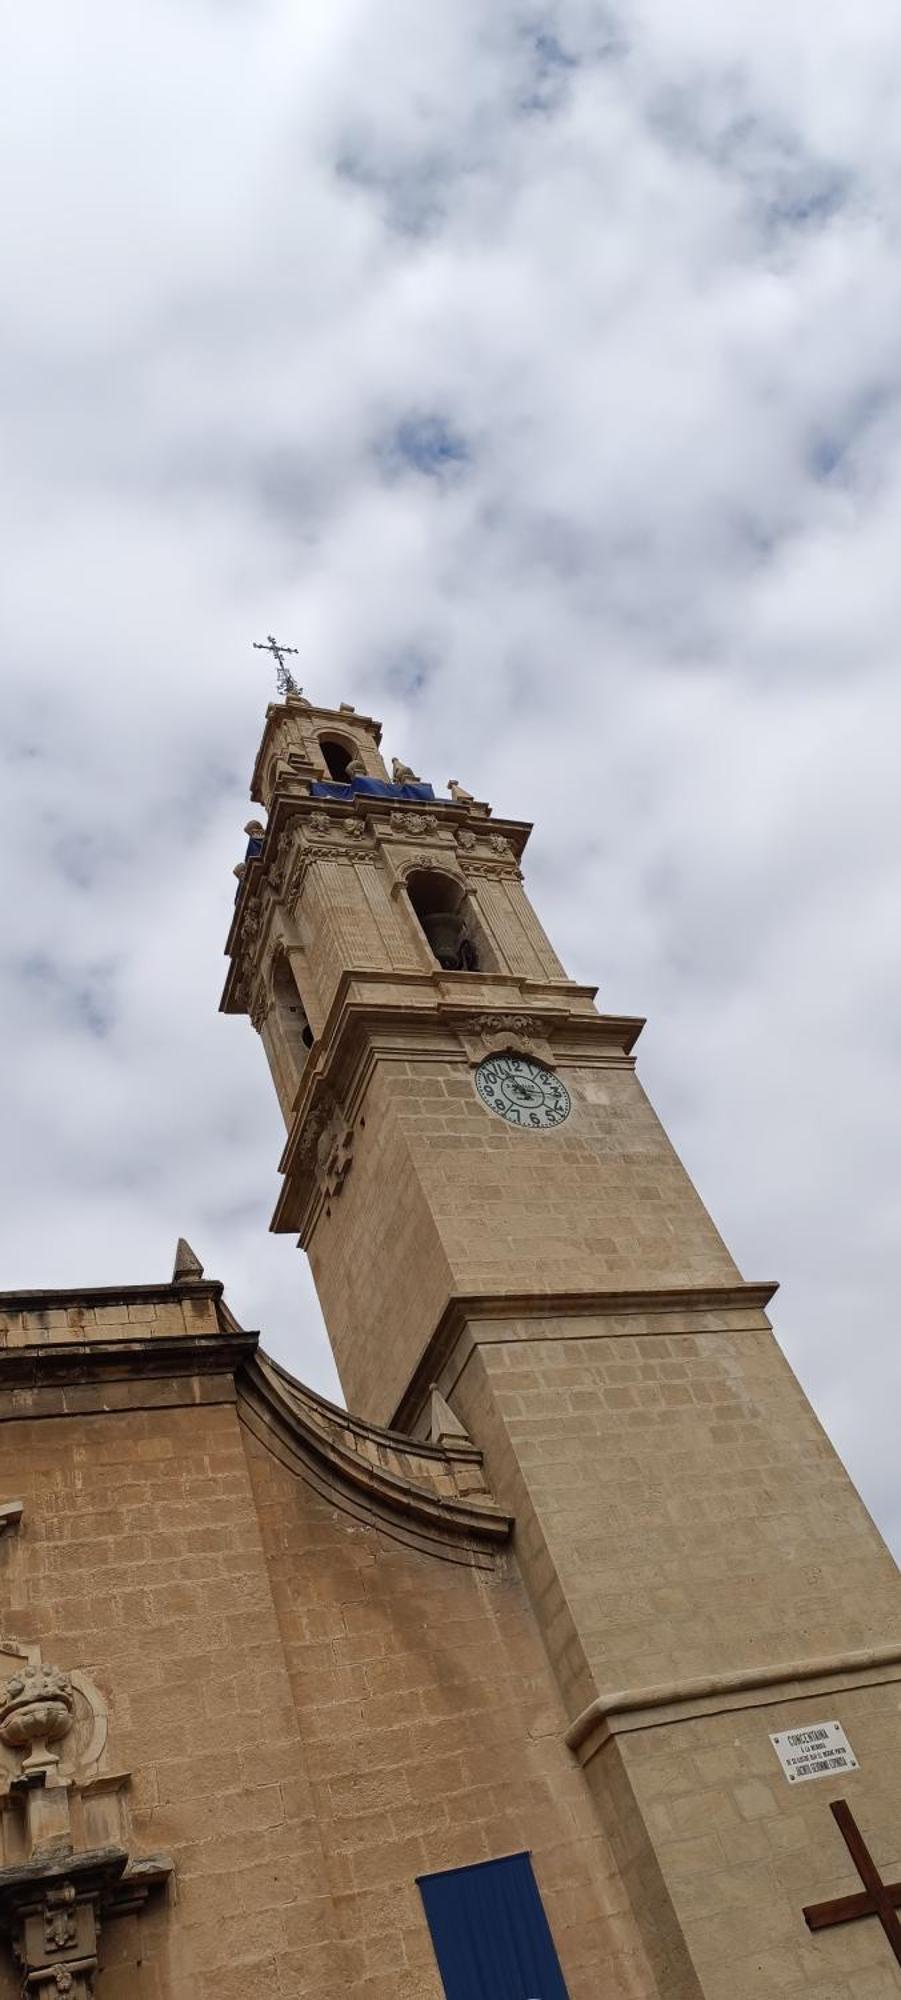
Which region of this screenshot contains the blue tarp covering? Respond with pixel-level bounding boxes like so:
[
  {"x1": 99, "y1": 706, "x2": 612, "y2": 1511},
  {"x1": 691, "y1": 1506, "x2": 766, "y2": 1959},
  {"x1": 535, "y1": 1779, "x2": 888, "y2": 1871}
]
[
  {"x1": 310, "y1": 778, "x2": 436, "y2": 802},
  {"x1": 417, "y1": 1852, "x2": 570, "y2": 2000}
]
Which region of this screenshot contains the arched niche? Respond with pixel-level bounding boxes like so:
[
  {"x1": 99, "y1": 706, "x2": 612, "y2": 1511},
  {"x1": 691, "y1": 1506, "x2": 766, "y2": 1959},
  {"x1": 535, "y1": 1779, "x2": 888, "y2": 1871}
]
[
  {"x1": 319, "y1": 736, "x2": 356, "y2": 783},
  {"x1": 405, "y1": 869, "x2": 494, "y2": 973},
  {"x1": 267, "y1": 953, "x2": 314, "y2": 1118}
]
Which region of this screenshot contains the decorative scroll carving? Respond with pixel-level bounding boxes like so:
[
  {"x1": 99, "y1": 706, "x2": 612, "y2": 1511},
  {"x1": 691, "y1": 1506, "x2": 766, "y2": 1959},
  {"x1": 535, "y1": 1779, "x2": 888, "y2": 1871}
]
[
  {"x1": 233, "y1": 898, "x2": 264, "y2": 994},
  {"x1": 455, "y1": 1011, "x2": 556, "y2": 1068},
  {"x1": 304, "y1": 811, "x2": 367, "y2": 843},
  {"x1": 267, "y1": 828, "x2": 294, "y2": 895},
  {"x1": 389, "y1": 810, "x2": 438, "y2": 837},
  {"x1": 282, "y1": 1084, "x2": 357, "y2": 1228},
  {"x1": 315, "y1": 1114, "x2": 354, "y2": 1204},
  {"x1": 458, "y1": 856, "x2": 523, "y2": 880},
  {"x1": 452, "y1": 825, "x2": 521, "y2": 876},
  {"x1": 248, "y1": 980, "x2": 269, "y2": 1035}
]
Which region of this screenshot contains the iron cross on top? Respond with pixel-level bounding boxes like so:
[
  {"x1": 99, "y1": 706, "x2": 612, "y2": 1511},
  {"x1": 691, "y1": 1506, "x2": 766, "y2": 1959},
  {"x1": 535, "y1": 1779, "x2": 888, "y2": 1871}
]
[
  {"x1": 804, "y1": 1799, "x2": 901, "y2": 1968},
  {"x1": 253, "y1": 634, "x2": 301, "y2": 699}
]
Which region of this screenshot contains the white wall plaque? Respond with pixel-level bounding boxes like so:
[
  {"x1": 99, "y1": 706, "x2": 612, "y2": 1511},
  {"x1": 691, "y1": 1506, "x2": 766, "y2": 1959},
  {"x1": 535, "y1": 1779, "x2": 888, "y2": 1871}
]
[{"x1": 770, "y1": 1720, "x2": 858, "y2": 1784}]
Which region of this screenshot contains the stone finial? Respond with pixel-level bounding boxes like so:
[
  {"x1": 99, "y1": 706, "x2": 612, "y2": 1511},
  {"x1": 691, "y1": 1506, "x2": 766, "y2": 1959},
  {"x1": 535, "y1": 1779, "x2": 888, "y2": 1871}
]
[
  {"x1": 392, "y1": 757, "x2": 422, "y2": 785},
  {"x1": 244, "y1": 819, "x2": 266, "y2": 838},
  {"x1": 172, "y1": 1238, "x2": 204, "y2": 1282},
  {"x1": 0, "y1": 1662, "x2": 75, "y2": 1777},
  {"x1": 447, "y1": 778, "x2": 474, "y2": 802},
  {"x1": 429, "y1": 1386, "x2": 472, "y2": 1449}
]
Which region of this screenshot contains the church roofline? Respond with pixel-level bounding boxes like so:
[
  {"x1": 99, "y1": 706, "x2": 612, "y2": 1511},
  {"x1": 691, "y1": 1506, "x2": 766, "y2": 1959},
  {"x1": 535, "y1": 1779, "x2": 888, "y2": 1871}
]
[{"x1": 0, "y1": 1277, "x2": 233, "y2": 1317}]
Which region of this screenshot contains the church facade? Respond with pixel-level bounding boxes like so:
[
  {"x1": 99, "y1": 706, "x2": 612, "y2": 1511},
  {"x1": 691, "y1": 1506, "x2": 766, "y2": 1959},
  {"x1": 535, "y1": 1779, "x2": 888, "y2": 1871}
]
[{"x1": 0, "y1": 690, "x2": 899, "y2": 1998}]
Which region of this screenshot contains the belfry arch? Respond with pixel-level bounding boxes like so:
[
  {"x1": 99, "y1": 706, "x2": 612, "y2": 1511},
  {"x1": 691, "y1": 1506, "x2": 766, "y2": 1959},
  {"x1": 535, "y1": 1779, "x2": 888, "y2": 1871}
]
[
  {"x1": 267, "y1": 951, "x2": 314, "y2": 1118},
  {"x1": 318, "y1": 735, "x2": 356, "y2": 783},
  {"x1": 404, "y1": 868, "x2": 493, "y2": 973}
]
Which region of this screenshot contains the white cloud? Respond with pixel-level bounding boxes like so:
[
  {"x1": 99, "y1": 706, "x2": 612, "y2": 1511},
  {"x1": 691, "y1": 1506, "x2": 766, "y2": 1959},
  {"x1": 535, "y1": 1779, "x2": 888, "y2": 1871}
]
[{"x1": 1, "y1": 0, "x2": 899, "y2": 1548}]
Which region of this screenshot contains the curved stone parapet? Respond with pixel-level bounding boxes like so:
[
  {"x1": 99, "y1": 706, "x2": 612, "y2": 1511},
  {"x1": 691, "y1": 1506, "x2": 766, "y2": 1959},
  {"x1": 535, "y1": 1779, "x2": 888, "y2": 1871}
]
[{"x1": 237, "y1": 1351, "x2": 512, "y2": 1567}]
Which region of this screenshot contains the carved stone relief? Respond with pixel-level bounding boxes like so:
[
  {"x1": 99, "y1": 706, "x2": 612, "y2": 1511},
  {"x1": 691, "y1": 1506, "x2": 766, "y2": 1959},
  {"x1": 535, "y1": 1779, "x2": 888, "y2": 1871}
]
[
  {"x1": 389, "y1": 810, "x2": 438, "y2": 837},
  {"x1": 315, "y1": 1114, "x2": 355, "y2": 1205},
  {"x1": 455, "y1": 1012, "x2": 556, "y2": 1068},
  {"x1": 0, "y1": 1641, "x2": 170, "y2": 1996}
]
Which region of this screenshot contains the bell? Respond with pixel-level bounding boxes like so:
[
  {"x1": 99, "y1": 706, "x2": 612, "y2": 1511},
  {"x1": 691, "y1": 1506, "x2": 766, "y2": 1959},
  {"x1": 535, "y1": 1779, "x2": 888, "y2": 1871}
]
[{"x1": 421, "y1": 909, "x2": 468, "y2": 970}]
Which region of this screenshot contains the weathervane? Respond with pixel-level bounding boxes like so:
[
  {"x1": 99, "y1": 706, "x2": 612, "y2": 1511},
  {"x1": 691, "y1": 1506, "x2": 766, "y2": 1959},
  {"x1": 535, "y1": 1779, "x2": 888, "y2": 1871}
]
[{"x1": 253, "y1": 633, "x2": 302, "y2": 699}]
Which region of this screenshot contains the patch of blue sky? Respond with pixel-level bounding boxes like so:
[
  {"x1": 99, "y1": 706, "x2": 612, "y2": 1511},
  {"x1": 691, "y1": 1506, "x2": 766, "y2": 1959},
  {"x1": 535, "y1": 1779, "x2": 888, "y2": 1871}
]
[
  {"x1": 517, "y1": 22, "x2": 579, "y2": 113},
  {"x1": 379, "y1": 644, "x2": 436, "y2": 700},
  {"x1": 18, "y1": 951, "x2": 118, "y2": 1040},
  {"x1": 805, "y1": 384, "x2": 897, "y2": 487},
  {"x1": 334, "y1": 147, "x2": 453, "y2": 237},
  {"x1": 50, "y1": 828, "x2": 116, "y2": 893},
  {"x1": 649, "y1": 86, "x2": 852, "y2": 238},
  {"x1": 378, "y1": 413, "x2": 470, "y2": 482}
]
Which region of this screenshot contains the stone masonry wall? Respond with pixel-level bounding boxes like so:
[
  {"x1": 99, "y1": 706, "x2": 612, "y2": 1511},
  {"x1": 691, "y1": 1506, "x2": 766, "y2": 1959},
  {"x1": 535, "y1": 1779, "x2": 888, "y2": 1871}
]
[
  {"x1": 243, "y1": 1420, "x2": 660, "y2": 2000},
  {"x1": 450, "y1": 1316, "x2": 901, "y2": 1708},
  {"x1": 0, "y1": 1396, "x2": 353, "y2": 2000},
  {"x1": 309, "y1": 1051, "x2": 740, "y2": 1426}
]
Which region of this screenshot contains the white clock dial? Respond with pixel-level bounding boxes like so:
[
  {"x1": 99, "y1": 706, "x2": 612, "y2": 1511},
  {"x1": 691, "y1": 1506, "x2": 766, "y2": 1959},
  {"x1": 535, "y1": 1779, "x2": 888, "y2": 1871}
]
[{"x1": 474, "y1": 1054, "x2": 571, "y2": 1130}]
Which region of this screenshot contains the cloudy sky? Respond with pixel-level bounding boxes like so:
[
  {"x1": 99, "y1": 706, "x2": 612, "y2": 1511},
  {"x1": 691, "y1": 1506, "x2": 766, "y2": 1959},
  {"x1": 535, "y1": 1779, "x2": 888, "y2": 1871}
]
[{"x1": 3, "y1": 0, "x2": 900, "y2": 1551}]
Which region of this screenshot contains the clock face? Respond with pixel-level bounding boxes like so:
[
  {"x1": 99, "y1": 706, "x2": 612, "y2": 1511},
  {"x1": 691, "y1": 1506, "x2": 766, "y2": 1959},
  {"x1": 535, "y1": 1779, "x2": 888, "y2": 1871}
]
[{"x1": 474, "y1": 1054, "x2": 571, "y2": 1130}]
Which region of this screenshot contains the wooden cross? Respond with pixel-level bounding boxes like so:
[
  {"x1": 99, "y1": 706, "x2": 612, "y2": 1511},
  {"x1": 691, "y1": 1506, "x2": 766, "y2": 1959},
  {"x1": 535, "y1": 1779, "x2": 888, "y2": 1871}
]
[
  {"x1": 253, "y1": 634, "x2": 301, "y2": 698},
  {"x1": 803, "y1": 1799, "x2": 901, "y2": 1967}
]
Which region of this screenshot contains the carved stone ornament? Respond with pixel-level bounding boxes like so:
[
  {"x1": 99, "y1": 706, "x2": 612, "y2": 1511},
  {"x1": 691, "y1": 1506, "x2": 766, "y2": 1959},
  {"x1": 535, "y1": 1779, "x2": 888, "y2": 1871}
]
[
  {"x1": 288, "y1": 1086, "x2": 357, "y2": 1229},
  {"x1": 238, "y1": 898, "x2": 262, "y2": 970},
  {"x1": 267, "y1": 827, "x2": 294, "y2": 895},
  {"x1": 456, "y1": 1012, "x2": 556, "y2": 1069},
  {"x1": 0, "y1": 1664, "x2": 74, "y2": 1779},
  {"x1": 0, "y1": 1640, "x2": 172, "y2": 1998},
  {"x1": 389, "y1": 810, "x2": 438, "y2": 837},
  {"x1": 315, "y1": 1115, "x2": 354, "y2": 1204},
  {"x1": 456, "y1": 828, "x2": 477, "y2": 850},
  {"x1": 249, "y1": 980, "x2": 269, "y2": 1035},
  {"x1": 307, "y1": 811, "x2": 331, "y2": 836}
]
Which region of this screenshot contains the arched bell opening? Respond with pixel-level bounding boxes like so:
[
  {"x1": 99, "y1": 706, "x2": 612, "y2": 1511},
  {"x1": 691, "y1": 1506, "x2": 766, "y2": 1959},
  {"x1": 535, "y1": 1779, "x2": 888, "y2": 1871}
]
[
  {"x1": 319, "y1": 737, "x2": 356, "y2": 784},
  {"x1": 406, "y1": 870, "x2": 491, "y2": 973},
  {"x1": 272, "y1": 954, "x2": 314, "y2": 1053},
  {"x1": 267, "y1": 953, "x2": 314, "y2": 1120}
]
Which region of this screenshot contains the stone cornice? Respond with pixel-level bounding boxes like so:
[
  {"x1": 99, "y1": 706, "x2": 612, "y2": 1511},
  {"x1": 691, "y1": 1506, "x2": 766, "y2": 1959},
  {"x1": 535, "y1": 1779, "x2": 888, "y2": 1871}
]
[
  {"x1": 237, "y1": 1352, "x2": 512, "y2": 1565},
  {"x1": 565, "y1": 1641, "x2": 901, "y2": 1765},
  {"x1": 0, "y1": 1278, "x2": 227, "y2": 1317},
  {"x1": 0, "y1": 1332, "x2": 258, "y2": 1404},
  {"x1": 390, "y1": 1280, "x2": 779, "y2": 1432}
]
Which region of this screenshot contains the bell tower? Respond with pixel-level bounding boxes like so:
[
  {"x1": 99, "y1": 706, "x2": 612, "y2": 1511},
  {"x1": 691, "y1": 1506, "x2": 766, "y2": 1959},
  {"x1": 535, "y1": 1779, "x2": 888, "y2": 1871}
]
[
  {"x1": 223, "y1": 688, "x2": 741, "y2": 1424},
  {"x1": 223, "y1": 690, "x2": 901, "y2": 2000}
]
